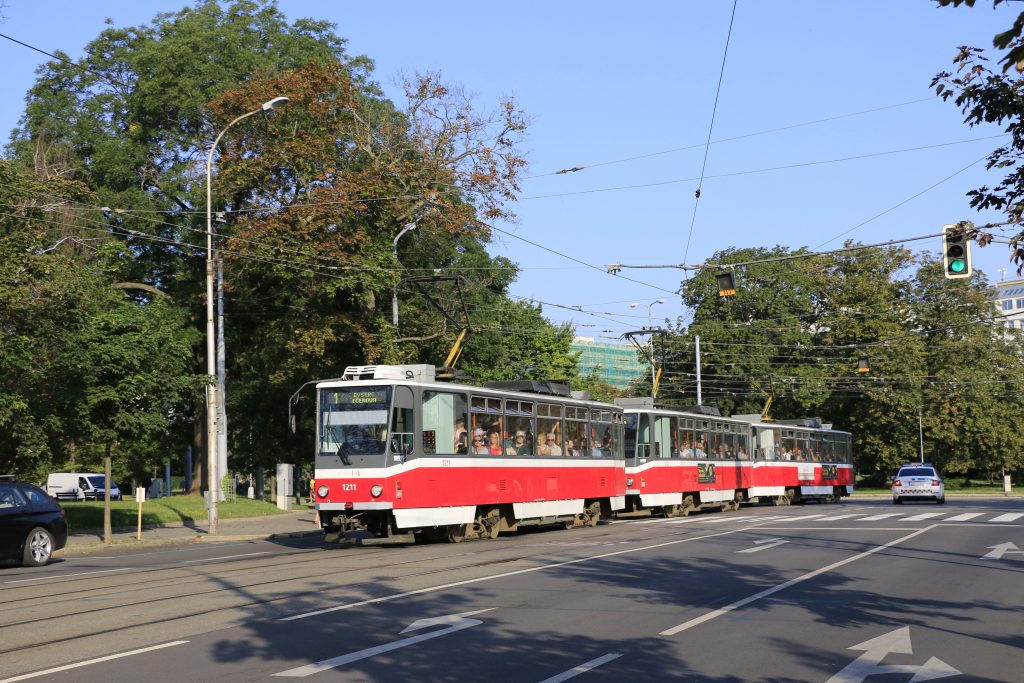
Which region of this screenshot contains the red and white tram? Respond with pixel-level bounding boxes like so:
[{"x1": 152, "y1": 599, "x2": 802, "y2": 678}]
[
  {"x1": 618, "y1": 398, "x2": 854, "y2": 516},
  {"x1": 311, "y1": 365, "x2": 626, "y2": 543}
]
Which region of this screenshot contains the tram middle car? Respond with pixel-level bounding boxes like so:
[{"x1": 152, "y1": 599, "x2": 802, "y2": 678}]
[
  {"x1": 312, "y1": 365, "x2": 626, "y2": 543},
  {"x1": 617, "y1": 399, "x2": 854, "y2": 516}
]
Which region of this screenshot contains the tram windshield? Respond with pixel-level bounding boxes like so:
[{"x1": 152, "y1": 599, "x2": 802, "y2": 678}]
[{"x1": 319, "y1": 386, "x2": 392, "y2": 457}]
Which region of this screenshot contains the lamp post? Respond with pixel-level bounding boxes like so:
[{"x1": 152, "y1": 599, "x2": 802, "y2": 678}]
[
  {"x1": 631, "y1": 298, "x2": 665, "y2": 395},
  {"x1": 392, "y1": 222, "x2": 417, "y2": 327},
  {"x1": 205, "y1": 96, "x2": 289, "y2": 533}
]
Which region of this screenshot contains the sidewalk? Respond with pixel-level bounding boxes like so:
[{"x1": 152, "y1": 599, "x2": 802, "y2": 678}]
[{"x1": 56, "y1": 509, "x2": 323, "y2": 557}]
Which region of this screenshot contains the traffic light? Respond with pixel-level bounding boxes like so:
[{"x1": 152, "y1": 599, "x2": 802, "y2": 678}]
[{"x1": 942, "y1": 224, "x2": 972, "y2": 279}]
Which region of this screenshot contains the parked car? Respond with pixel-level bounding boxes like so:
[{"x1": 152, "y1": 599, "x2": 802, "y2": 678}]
[
  {"x1": 892, "y1": 463, "x2": 945, "y2": 504},
  {"x1": 0, "y1": 476, "x2": 68, "y2": 566},
  {"x1": 45, "y1": 472, "x2": 121, "y2": 501}
]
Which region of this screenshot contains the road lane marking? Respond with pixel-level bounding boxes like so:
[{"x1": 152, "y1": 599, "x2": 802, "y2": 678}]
[
  {"x1": 943, "y1": 513, "x2": 984, "y2": 522},
  {"x1": 3, "y1": 567, "x2": 132, "y2": 584},
  {"x1": 0, "y1": 641, "x2": 189, "y2": 683},
  {"x1": 181, "y1": 551, "x2": 271, "y2": 564},
  {"x1": 537, "y1": 653, "x2": 623, "y2": 683},
  {"x1": 659, "y1": 526, "x2": 934, "y2": 636},
  {"x1": 280, "y1": 526, "x2": 754, "y2": 622},
  {"x1": 737, "y1": 538, "x2": 789, "y2": 554},
  {"x1": 813, "y1": 514, "x2": 864, "y2": 521},
  {"x1": 899, "y1": 512, "x2": 946, "y2": 521},
  {"x1": 274, "y1": 610, "x2": 494, "y2": 677},
  {"x1": 990, "y1": 513, "x2": 1024, "y2": 523}
]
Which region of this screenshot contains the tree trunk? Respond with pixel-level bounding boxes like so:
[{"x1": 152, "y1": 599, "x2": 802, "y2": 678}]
[{"x1": 190, "y1": 415, "x2": 203, "y2": 495}]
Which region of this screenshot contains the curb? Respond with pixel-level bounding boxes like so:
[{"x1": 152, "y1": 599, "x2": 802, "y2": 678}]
[{"x1": 55, "y1": 528, "x2": 323, "y2": 558}]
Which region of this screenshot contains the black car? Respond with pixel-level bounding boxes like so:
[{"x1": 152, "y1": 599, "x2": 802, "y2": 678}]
[{"x1": 0, "y1": 476, "x2": 69, "y2": 566}]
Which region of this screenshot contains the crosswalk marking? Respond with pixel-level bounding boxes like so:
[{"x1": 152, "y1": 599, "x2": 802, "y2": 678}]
[
  {"x1": 990, "y1": 513, "x2": 1024, "y2": 522},
  {"x1": 944, "y1": 512, "x2": 984, "y2": 521},
  {"x1": 900, "y1": 512, "x2": 947, "y2": 521},
  {"x1": 856, "y1": 513, "x2": 905, "y2": 521},
  {"x1": 813, "y1": 514, "x2": 864, "y2": 521}
]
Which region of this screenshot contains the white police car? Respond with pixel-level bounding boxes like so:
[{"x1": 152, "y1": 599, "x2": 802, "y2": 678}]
[{"x1": 892, "y1": 463, "x2": 945, "y2": 504}]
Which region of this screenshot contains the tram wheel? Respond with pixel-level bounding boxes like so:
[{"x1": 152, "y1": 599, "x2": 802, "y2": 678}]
[
  {"x1": 662, "y1": 505, "x2": 677, "y2": 518},
  {"x1": 477, "y1": 509, "x2": 501, "y2": 539},
  {"x1": 446, "y1": 524, "x2": 468, "y2": 543},
  {"x1": 773, "y1": 493, "x2": 791, "y2": 506},
  {"x1": 586, "y1": 502, "x2": 602, "y2": 527}
]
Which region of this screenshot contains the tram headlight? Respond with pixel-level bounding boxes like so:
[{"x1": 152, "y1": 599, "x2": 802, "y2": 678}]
[
  {"x1": 316, "y1": 485, "x2": 329, "y2": 498},
  {"x1": 370, "y1": 484, "x2": 383, "y2": 498},
  {"x1": 626, "y1": 477, "x2": 634, "y2": 487}
]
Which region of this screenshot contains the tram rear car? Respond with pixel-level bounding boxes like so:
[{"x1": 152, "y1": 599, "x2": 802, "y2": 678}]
[
  {"x1": 618, "y1": 400, "x2": 853, "y2": 516},
  {"x1": 312, "y1": 365, "x2": 626, "y2": 543}
]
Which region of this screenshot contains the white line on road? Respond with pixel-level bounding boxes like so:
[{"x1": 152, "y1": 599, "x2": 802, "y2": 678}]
[
  {"x1": 990, "y1": 513, "x2": 1024, "y2": 523},
  {"x1": 181, "y1": 551, "x2": 271, "y2": 564},
  {"x1": 3, "y1": 567, "x2": 132, "y2": 584},
  {"x1": 537, "y1": 653, "x2": 623, "y2": 683},
  {"x1": 813, "y1": 514, "x2": 864, "y2": 521},
  {"x1": 856, "y1": 513, "x2": 905, "y2": 521},
  {"x1": 943, "y1": 513, "x2": 984, "y2": 522},
  {"x1": 900, "y1": 513, "x2": 946, "y2": 521},
  {"x1": 280, "y1": 526, "x2": 755, "y2": 622},
  {"x1": 0, "y1": 641, "x2": 189, "y2": 683},
  {"x1": 658, "y1": 526, "x2": 934, "y2": 637}
]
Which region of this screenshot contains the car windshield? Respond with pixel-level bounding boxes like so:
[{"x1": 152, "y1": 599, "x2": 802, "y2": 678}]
[
  {"x1": 899, "y1": 468, "x2": 935, "y2": 477},
  {"x1": 87, "y1": 475, "x2": 107, "y2": 488},
  {"x1": 319, "y1": 386, "x2": 392, "y2": 456}
]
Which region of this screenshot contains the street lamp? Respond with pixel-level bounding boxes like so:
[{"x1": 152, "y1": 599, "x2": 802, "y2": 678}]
[
  {"x1": 630, "y1": 298, "x2": 665, "y2": 393},
  {"x1": 205, "y1": 95, "x2": 289, "y2": 533},
  {"x1": 392, "y1": 222, "x2": 417, "y2": 327}
]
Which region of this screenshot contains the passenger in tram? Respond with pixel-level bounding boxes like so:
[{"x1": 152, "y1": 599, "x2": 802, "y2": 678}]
[
  {"x1": 693, "y1": 438, "x2": 707, "y2": 458},
  {"x1": 737, "y1": 445, "x2": 748, "y2": 459},
  {"x1": 454, "y1": 419, "x2": 467, "y2": 450},
  {"x1": 472, "y1": 429, "x2": 487, "y2": 454},
  {"x1": 506, "y1": 430, "x2": 530, "y2": 455},
  {"x1": 596, "y1": 433, "x2": 612, "y2": 456},
  {"x1": 680, "y1": 437, "x2": 695, "y2": 458},
  {"x1": 542, "y1": 432, "x2": 563, "y2": 455},
  {"x1": 486, "y1": 430, "x2": 504, "y2": 455},
  {"x1": 456, "y1": 432, "x2": 469, "y2": 454},
  {"x1": 564, "y1": 438, "x2": 579, "y2": 456}
]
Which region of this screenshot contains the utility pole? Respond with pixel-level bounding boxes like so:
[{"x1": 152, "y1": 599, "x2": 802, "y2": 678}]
[
  {"x1": 695, "y1": 335, "x2": 702, "y2": 405},
  {"x1": 918, "y1": 406, "x2": 925, "y2": 463}
]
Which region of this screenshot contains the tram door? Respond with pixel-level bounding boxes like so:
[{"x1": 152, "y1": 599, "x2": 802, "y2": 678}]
[
  {"x1": 653, "y1": 416, "x2": 674, "y2": 458},
  {"x1": 390, "y1": 385, "x2": 415, "y2": 459}
]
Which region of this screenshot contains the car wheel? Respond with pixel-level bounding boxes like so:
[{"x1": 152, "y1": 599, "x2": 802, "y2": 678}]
[
  {"x1": 23, "y1": 527, "x2": 54, "y2": 567},
  {"x1": 893, "y1": 497, "x2": 902, "y2": 505},
  {"x1": 936, "y1": 497, "x2": 945, "y2": 505}
]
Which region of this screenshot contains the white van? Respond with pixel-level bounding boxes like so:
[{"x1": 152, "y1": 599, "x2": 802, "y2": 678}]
[{"x1": 46, "y1": 473, "x2": 121, "y2": 501}]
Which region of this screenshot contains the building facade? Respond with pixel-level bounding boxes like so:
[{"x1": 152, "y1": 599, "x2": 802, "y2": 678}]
[
  {"x1": 994, "y1": 278, "x2": 1024, "y2": 329},
  {"x1": 571, "y1": 336, "x2": 648, "y2": 390}
]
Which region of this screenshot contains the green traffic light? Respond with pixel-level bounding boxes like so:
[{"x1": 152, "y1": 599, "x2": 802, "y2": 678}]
[{"x1": 950, "y1": 259, "x2": 966, "y2": 273}]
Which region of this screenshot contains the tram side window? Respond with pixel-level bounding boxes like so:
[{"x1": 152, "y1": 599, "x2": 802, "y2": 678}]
[
  {"x1": 718, "y1": 424, "x2": 735, "y2": 458},
  {"x1": 694, "y1": 421, "x2": 709, "y2": 458},
  {"x1": 537, "y1": 403, "x2": 563, "y2": 456},
  {"x1": 471, "y1": 396, "x2": 503, "y2": 455},
  {"x1": 679, "y1": 419, "x2": 695, "y2": 457},
  {"x1": 563, "y1": 407, "x2": 587, "y2": 456},
  {"x1": 623, "y1": 413, "x2": 638, "y2": 460},
  {"x1": 505, "y1": 400, "x2": 535, "y2": 455},
  {"x1": 796, "y1": 432, "x2": 810, "y2": 461},
  {"x1": 736, "y1": 431, "x2": 749, "y2": 459},
  {"x1": 706, "y1": 424, "x2": 721, "y2": 458},
  {"x1": 653, "y1": 416, "x2": 674, "y2": 458},
  {"x1": 611, "y1": 415, "x2": 625, "y2": 459},
  {"x1": 422, "y1": 391, "x2": 468, "y2": 455},
  {"x1": 591, "y1": 410, "x2": 616, "y2": 457}
]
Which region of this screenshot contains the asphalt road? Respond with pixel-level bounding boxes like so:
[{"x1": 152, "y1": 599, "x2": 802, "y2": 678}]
[{"x1": 1, "y1": 498, "x2": 1022, "y2": 682}]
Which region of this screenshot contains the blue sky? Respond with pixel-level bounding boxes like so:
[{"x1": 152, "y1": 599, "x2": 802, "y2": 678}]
[{"x1": 1, "y1": 1, "x2": 1019, "y2": 339}]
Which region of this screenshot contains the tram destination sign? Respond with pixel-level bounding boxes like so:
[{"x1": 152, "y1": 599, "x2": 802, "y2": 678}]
[{"x1": 333, "y1": 389, "x2": 389, "y2": 408}]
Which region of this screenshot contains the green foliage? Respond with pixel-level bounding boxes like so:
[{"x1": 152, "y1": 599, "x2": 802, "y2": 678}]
[{"x1": 659, "y1": 242, "x2": 1024, "y2": 482}]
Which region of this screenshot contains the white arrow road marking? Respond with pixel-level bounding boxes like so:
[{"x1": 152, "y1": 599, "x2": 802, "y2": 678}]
[
  {"x1": 825, "y1": 626, "x2": 960, "y2": 683},
  {"x1": 990, "y1": 513, "x2": 1024, "y2": 523},
  {"x1": 901, "y1": 513, "x2": 946, "y2": 521},
  {"x1": 536, "y1": 653, "x2": 622, "y2": 683},
  {"x1": 943, "y1": 513, "x2": 984, "y2": 522},
  {"x1": 273, "y1": 609, "x2": 494, "y2": 677},
  {"x1": 737, "y1": 538, "x2": 790, "y2": 554},
  {"x1": 660, "y1": 526, "x2": 932, "y2": 636},
  {"x1": 981, "y1": 542, "x2": 1024, "y2": 560}
]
